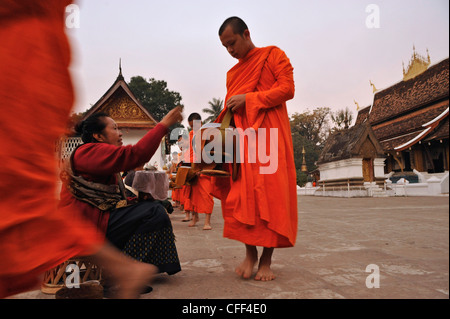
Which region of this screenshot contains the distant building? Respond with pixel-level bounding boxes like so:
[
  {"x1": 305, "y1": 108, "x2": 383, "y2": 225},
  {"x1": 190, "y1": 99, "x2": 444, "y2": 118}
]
[
  {"x1": 59, "y1": 64, "x2": 165, "y2": 170},
  {"x1": 356, "y1": 51, "x2": 449, "y2": 178},
  {"x1": 317, "y1": 122, "x2": 386, "y2": 186},
  {"x1": 315, "y1": 48, "x2": 448, "y2": 196}
]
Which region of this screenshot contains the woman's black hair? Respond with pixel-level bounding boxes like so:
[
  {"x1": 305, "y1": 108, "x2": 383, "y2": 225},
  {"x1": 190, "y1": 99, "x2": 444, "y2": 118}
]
[{"x1": 75, "y1": 112, "x2": 109, "y2": 143}]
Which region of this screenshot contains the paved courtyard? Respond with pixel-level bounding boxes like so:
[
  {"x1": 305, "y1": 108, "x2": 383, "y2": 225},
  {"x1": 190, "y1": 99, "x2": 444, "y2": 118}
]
[{"x1": 11, "y1": 195, "x2": 449, "y2": 299}]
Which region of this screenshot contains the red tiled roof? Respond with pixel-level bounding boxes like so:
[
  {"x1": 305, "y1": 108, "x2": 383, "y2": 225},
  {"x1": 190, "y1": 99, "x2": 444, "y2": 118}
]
[
  {"x1": 373, "y1": 101, "x2": 449, "y2": 142},
  {"x1": 353, "y1": 57, "x2": 449, "y2": 152},
  {"x1": 369, "y1": 58, "x2": 449, "y2": 125},
  {"x1": 317, "y1": 122, "x2": 385, "y2": 164},
  {"x1": 424, "y1": 116, "x2": 449, "y2": 142},
  {"x1": 391, "y1": 106, "x2": 448, "y2": 151},
  {"x1": 354, "y1": 106, "x2": 371, "y2": 125}
]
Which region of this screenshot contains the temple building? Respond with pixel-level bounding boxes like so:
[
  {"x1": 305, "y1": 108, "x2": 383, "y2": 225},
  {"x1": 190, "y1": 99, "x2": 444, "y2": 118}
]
[
  {"x1": 355, "y1": 49, "x2": 449, "y2": 179},
  {"x1": 315, "y1": 48, "x2": 449, "y2": 196},
  {"x1": 316, "y1": 122, "x2": 387, "y2": 197},
  {"x1": 59, "y1": 64, "x2": 166, "y2": 170}
]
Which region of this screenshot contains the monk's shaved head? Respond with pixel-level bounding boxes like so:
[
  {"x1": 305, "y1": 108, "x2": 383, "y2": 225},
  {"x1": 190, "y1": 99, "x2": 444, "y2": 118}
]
[{"x1": 219, "y1": 16, "x2": 248, "y2": 36}]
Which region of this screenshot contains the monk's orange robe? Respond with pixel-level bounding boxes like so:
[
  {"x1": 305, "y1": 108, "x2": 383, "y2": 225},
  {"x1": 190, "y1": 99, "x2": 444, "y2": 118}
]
[
  {"x1": 170, "y1": 152, "x2": 183, "y2": 203},
  {"x1": 0, "y1": 1, "x2": 103, "y2": 298},
  {"x1": 172, "y1": 187, "x2": 180, "y2": 202},
  {"x1": 214, "y1": 46, "x2": 297, "y2": 248},
  {"x1": 191, "y1": 176, "x2": 214, "y2": 214},
  {"x1": 172, "y1": 152, "x2": 183, "y2": 203},
  {"x1": 179, "y1": 186, "x2": 186, "y2": 206},
  {"x1": 168, "y1": 171, "x2": 179, "y2": 202},
  {"x1": 181, "y1": 130, "x2": 194, "y2": 211},
  {"x1": 185, "y1": 127, "x2": 214, "y2": 215},
  {"x1": 182, "y1": 185, "x2": 193, "y2": 211}
]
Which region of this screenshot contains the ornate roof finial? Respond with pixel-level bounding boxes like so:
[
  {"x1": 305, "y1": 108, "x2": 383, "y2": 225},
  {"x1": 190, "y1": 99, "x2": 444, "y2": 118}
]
[
  {"x1": 369, "y1": 80, "x2": 377, "y2": 93},
  {"x1": 117, "y1": 58, "x2": 124, "y2": 80},
  {"x1": 354, "y1": 99, "x2": 360, "y2": 111},
  {"x1": 403, "y1": 46, "x2": 431, "y2": 81}
]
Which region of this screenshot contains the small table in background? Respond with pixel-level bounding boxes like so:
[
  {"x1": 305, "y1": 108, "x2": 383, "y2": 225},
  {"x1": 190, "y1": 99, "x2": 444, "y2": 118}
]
[{"x1": 132, "y1": 170, "x2": 169, "y2": 201}]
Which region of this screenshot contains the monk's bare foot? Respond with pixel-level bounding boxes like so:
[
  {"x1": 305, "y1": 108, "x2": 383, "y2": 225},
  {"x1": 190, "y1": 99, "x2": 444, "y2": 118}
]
[
  {"x1": 254, "y1": 264, "x2": 275, "y2": 281},
  {"x1": 235, "y1": 245, "x2": 258, "y2": 279},
  {"x1": 203, "y1": 224, "x2": 212, "y2": 230},
  {"x1": 254, "y1": 247, "x2": 275, "y2": 281},
  {"x1": 182, "y1": 212, "x2": 191, "y2": 222},
  {"x1": 188, "y1": 213, "x2": 199, "y2": 227}
]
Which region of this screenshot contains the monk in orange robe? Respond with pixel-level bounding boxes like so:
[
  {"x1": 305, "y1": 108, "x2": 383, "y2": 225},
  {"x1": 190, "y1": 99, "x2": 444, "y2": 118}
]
[
  {"x1": 169, "y1": 152, "x2": 181, "y2": 207},
  {"x1": 0, "y1": 1, "x2": 179, "y2": 298},
  {"x1": 190, "y1": 175, "x2": 214, "y2": 230},
  {"x1": 176, "y1": 146, "x2": 187, "y2": 212},
  {"x1": 186, "y1": 113, "x2": 214, "y2": 230},
  {"x1": 213, "y1": 17, "x2": 297, "y2": 281},
  {"x1": 180, "y1": 131, "x2": 194, "y2": 221}
]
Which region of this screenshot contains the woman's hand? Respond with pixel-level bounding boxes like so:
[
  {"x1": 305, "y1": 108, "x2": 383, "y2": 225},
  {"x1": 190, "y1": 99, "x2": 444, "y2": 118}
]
[{"x1": 160, "y1": 106, "x2": 184, "y2": 128}]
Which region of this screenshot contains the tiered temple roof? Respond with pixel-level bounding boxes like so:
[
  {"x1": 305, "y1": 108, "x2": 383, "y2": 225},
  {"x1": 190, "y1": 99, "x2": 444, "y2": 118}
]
[
  {"x1": 317, "y1": 121, "x2": 385, "y2": 164},
  {"x1": 355, "y1": 57, "x2": 449, "y2": 152}
]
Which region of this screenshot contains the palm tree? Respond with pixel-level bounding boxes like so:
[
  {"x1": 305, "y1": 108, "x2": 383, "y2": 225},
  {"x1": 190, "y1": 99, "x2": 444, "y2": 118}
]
[
  {"x1": 202, "y1": 98, "x2": 224, "y2": 123},
  {"x1": 331, "y1": 107, "x2": 353, "y2": 130}
]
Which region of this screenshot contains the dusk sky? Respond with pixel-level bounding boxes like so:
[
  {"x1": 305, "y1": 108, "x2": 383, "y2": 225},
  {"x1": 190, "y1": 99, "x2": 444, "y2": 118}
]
[{"x1": 67, "y1": 0, "x2": 449, "y2": 127}]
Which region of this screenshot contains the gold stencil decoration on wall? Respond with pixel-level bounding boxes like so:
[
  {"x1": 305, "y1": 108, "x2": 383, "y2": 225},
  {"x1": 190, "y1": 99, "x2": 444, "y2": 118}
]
[{"x1": 102, "y1": 95, "x2": 150, "y2": 123}]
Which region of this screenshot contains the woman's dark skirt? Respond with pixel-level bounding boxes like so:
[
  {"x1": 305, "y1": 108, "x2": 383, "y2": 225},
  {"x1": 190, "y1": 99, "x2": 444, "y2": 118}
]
[{"x1": 106, "y1": 201, "x2": 181, "y2": 275}]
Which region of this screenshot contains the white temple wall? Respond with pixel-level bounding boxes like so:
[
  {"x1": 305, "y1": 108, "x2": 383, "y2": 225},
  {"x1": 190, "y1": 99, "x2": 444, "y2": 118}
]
[
  {"x1": 373, "y1": 158, "x2": 386, "y2": 178},
  {"x1": 319, "y1": 157, "x2": 386, "y2": 181},
  {"x1": 121, "y1": 129, "x2": 165, "y2": 170},
  {"x1": 318, "y1": 158, "x2": 364, "y2": 181}
]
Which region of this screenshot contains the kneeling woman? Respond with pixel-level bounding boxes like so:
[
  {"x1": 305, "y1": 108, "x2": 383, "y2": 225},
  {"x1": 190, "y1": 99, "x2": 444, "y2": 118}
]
[{"x1": 59, "y1": 108, "x2": 183, "y2": 276}]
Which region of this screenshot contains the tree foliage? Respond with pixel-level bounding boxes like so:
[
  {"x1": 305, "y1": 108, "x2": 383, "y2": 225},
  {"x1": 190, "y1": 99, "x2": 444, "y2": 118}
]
[
  {"x1": 127, "y1": 76, "x2": 183, "y2": 122},
  {"x1": 127, "y1": 76, "x2": 185, "y2": 153},
  {"x1": 330, "y1": 107, "x2": 353, "y2": 131},
  {"x1": 290, "y1": 107, "x2": 331, "y2": 185},
  {"x1": 290, "y1": 107, "x2": 331, "y2": 146},
  {"x1": 66, "y1": 111, "x2": 86, "y2": 136},
  {"x1": 202, "y1": 97, "x2": 224, "y2": 123}
]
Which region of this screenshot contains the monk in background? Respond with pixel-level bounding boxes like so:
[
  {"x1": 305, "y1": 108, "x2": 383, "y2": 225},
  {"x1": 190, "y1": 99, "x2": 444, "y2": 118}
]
[
  {"x1": 186, "y1": 113, "x2": 214, "y2": 230},
  {"x1": 180, "y1": 132, "x2": 194, "y2": 222},
  {"x1": 213, "y1": 17, "x2": 298, "y2": 281}
]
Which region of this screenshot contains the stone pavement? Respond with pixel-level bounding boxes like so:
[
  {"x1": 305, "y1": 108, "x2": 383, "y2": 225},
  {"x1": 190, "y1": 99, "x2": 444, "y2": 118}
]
[{"x1": 10, "y1": 195, "x2": 449, "y2": 299}]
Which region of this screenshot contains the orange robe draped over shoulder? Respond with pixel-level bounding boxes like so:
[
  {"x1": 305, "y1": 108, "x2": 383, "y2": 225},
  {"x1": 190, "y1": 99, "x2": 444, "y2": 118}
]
[
  {"x1": 214, "y1": 46, "x2": 297, "y2": 248},
  {"x1": 0, "y1": 1, "x2": 103, "y2": 298}
]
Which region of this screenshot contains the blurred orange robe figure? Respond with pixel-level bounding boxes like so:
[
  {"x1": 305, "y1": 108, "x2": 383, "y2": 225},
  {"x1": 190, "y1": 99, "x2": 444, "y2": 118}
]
[
  {"x1": 0, "y1": 1, "x2": 104, "y2": 298},
  {"x1": 214, "y1": 46, "x2": 297, "y2": 248}
]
